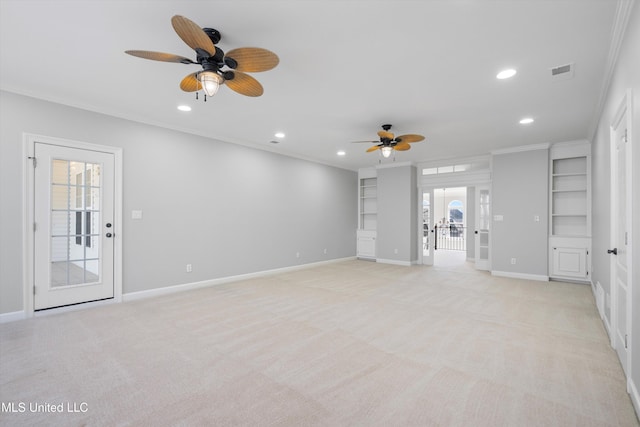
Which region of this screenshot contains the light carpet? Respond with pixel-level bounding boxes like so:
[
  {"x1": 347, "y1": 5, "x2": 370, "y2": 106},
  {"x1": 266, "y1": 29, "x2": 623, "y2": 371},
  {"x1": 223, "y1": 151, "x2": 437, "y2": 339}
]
[{"x1": 1, "y1": 259, "x2": 638, "y2": 426}]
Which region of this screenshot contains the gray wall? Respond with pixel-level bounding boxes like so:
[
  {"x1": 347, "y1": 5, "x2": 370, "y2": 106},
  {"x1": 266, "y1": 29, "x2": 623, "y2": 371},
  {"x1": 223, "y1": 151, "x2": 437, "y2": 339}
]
[
  {"x1": 376, "y1": 164, "x2": 418, "y2": 263},
  {"x1": 491, "y1": 148, "x2": 549, "y2": 276},
  {"x1": 0, "y1": 91, "x2": 357, "y2": 314},
  {"x1": 591, "y1": 1, "x2": 640, "y2": 400}
]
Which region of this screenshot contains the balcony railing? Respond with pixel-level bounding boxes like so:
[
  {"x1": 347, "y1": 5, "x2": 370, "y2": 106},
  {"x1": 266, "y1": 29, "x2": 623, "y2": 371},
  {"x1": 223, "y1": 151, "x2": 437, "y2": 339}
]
[{"x1": 433, "y1": 224, "x2": 466, "y2": 251}]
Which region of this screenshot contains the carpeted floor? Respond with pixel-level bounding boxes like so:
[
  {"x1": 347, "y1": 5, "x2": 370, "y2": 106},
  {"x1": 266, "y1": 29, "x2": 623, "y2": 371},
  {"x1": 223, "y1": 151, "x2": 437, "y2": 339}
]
[{"x1": 1, "y1": 259, "x2": 638, "y2": 426}]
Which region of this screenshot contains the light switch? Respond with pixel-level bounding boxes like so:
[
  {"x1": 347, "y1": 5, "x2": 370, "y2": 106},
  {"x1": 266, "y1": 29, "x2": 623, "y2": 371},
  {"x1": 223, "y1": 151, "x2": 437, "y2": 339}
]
[
  {"x1": 534, "y1": 215, "x2": 540, "y2": 222},
  {"x1": 494, "y1": 214, "x2": 504, "y2": 221},
  {"x1": 131, "y1": 210, "x2": 143, "y2": 220}
]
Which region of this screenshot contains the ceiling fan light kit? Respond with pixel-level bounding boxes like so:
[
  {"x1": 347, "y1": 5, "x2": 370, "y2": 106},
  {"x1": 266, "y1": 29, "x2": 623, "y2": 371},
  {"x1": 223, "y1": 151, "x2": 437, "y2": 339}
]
[
  {"x1": 353, "y1": 124, "x2": 425, "y2": 160},
  {"x1": 125, "y1": 15, "x2": 279, "y2": 100}
]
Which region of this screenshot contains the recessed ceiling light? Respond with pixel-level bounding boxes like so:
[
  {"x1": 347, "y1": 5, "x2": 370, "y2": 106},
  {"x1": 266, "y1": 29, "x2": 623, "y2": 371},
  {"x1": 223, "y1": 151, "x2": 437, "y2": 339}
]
[
  {"x1": 274, "y1": 132, "x2": 285, "y2": 138},
  {"x1": 337, "y1": 150, "x2": 346, "y2": 156},
  {"x1": 177, "y1": 105, "x2": 191, "y2": 112},
  {"x1": 519, "y1": 118, "x2": 534, "y2": 124},
  {"x1": 496, "y1": 69, "x2": 517, "y2": 79}
]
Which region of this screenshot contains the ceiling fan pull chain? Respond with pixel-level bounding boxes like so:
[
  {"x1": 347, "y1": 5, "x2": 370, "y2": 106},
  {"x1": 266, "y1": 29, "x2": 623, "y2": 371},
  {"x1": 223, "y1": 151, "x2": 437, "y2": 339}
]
[
  {"x1": 204, "y1": 94, "x2": 207, "y2": 102},
  {"x1": 195, "y1": 92, "x2": 198, "y2": 100}
]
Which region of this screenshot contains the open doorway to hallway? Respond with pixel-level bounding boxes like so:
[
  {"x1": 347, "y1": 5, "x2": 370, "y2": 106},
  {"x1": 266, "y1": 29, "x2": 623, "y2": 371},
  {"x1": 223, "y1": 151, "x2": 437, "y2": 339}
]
[{"x1": 423, "y1": 187, "x2": 469, "y2": 267}]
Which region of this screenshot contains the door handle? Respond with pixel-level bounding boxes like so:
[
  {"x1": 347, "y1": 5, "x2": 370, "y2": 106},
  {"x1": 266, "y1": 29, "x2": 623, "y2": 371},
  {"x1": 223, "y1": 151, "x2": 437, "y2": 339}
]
[
  {"x1": 607, "y1": 248, "x2": 617, "y2": 255},
  {"x1": 474, "y1": 230, "x2": 478, "y2": 234},
  {"x1": 106, "y1": 233, "x2": 113, "y2": 238}
]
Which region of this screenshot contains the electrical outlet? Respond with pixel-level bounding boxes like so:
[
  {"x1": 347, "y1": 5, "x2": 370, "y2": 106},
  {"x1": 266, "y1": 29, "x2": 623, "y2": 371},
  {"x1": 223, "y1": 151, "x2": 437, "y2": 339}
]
[
  {"x1": 296, "y1": 252, "x2": 300, "y2": 258},
  {"x1": 510, "y1": 258, "x2": 516, "y2": 265},
  {"x1": 186, "y1": 264, "x2": 192, "y2": 272},
  {"x1": 394, "y1": 248, "x2": 398, "y2": 254},
  {"x1": 323, "y1": 248, "x2": 327, "y2": 254}
]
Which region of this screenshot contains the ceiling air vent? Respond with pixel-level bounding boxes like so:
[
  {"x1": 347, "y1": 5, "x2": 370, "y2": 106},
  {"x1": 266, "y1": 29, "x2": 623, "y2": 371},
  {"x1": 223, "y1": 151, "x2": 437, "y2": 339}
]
[{"x1": 550, "y1": 63, "x2": 574, "y2": 80}]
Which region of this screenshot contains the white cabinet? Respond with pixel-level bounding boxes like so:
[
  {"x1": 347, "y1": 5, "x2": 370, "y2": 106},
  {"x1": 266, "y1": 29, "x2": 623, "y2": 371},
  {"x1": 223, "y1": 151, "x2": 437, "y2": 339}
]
[
  {"x1": 549, "y1": 141, "x2": 591, "y2": 282},
  {"x1": 357, "y1": 230, "x2": 376, "y2": 258},
  {"x1": 550, "y1": 239, "x2": 589, "y2": 280},
  {"x1": 357, "y1": 169, "x2": 377, "y2": 259}
]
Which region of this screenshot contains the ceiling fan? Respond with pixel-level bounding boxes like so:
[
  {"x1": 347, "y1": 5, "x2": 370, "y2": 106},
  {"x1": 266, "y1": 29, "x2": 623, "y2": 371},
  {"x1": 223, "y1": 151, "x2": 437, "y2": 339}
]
[
  {"x1": 125, "y1": 15, "x2": 279, "y2": 99},
  {"x1": 353, "y1": 124, "x2": 425, "y2": 157}
]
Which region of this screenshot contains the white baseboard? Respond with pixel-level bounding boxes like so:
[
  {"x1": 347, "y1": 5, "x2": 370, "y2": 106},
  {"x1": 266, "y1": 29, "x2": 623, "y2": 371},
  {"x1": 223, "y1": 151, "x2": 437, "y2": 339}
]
[
  {"x1": 376, "y1": 258, "x2": 413, "y2": 267},
  {"x1": 0, "y1": 310, "x2": 26, "y2": 324},
  {"x1": 630, "y1": 378, "x2": 640, "y2": 420},
  {"x1": 491, "y1": 271, "x2": 549, "y2": 282},
  {"x1": 123, "y1": 256, "x2": 356, "y2": 302},
  {"x1": 602, "y1": 311, "x2": 612, "y2": 341}
]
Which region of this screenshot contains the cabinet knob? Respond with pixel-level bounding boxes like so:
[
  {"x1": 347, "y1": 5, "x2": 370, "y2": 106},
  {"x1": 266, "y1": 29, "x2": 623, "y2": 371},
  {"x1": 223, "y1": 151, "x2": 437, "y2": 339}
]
[{"x1": 607, "y1": 248, "x2": 617, "y2": 255}]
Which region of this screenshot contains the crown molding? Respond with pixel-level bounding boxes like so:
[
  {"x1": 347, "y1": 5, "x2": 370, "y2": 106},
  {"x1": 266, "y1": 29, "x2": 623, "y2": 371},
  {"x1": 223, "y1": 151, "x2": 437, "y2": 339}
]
[{"x1": 588, "y1": 0, "x2": 636, "y2": 140}]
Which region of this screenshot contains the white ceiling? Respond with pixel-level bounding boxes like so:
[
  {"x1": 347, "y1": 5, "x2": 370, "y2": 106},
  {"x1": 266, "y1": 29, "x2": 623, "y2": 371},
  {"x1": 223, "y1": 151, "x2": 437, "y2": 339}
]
[{"x1": 0, "y1": 1, "x2": 619, "y2": 171}]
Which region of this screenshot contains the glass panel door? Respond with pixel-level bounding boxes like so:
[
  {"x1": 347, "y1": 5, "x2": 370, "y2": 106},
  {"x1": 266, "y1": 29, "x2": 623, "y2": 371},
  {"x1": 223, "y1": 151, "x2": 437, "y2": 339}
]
[
  {"x1": 422, "y1": 189, "x2": 434, "y2": 265},
  {"x1": 475, "y1": 185, "x2": 490, "y2": 270},
  {"x1": 34, "y1": 142, "x2": 115, "y2": 310}
]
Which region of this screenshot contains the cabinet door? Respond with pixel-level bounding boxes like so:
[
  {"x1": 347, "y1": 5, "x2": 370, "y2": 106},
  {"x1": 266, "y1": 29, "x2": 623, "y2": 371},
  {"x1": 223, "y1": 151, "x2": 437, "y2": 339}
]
[
  {"x1": 551, "y1": 246, "x2": 587, "y2": 279},
  {"x1": 357, "y1": 236, "x2": 376, "y2": 258}
]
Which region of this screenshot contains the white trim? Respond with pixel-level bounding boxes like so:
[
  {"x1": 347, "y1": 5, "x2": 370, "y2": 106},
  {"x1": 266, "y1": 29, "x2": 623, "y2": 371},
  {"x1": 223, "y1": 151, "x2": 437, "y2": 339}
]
[
  {"x1": 491, "y1": 143, "x2": 550, "y2": 155},
  {"x1": 420, "y1": 170, "x2": 491, "y2": 188},
  {"x1": 375, "y1": 258, "x2": 413, "y2": 266},
  {"x1": 22, "y1": 133, "x2": 123, "y2": 317},
  {"x1": 491, "y1": 270, "x2": 549, "y2": 282},
  {"x1": 0, "y1": 311, "x2": 27, "y2": 324},
  {"x1": 376, "y1": 161, "x2": 414, "y2": 170},
  {"x1": 630, "y1": 378, "x2": 640, "y2": 418},
  {"x1": 602, "y1": 309, "x2": 612, "y2": 341},
  {"x1": 123, "y1": 257, "x2": 356, "y2": 302},
  {"x1": 588, "y1": 0, "x2": 636, "y2": 141}
]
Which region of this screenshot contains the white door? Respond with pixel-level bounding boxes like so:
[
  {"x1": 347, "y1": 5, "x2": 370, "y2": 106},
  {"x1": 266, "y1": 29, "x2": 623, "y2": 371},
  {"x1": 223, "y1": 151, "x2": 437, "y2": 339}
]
[
  {"x1": 611, "y1": 107, "x2": 631, "y2": 377},
  {"x1": 34, "y1": 142, "x2": 115, "y2": 310},
  {"x1": 475, "y1": 185, "x2": 490, "y2": 271},
  {"x1": 422, "y1": 189, "x2": 434, "y2": 265}
]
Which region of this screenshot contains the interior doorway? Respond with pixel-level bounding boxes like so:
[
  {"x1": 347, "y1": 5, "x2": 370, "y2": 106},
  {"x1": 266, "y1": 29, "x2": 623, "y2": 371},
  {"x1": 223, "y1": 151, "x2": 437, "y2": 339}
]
[{"x1": 422, "y1": 187, "x2": 468, "y2": 267}]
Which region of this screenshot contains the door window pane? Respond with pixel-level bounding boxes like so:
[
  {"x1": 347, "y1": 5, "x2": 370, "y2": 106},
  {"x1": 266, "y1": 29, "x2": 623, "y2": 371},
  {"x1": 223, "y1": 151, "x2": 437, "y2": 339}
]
[{"x1": 50, "y1": 159, "x2": 102, "y2": 288}]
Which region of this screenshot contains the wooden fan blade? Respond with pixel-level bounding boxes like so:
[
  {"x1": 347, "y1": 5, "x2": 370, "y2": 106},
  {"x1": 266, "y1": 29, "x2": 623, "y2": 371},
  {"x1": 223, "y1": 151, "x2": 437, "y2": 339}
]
[
  {"x1": 377, "y1": 130, "x2": 394, "y2": 140},
  {"x1": 171, "y1": 15, "x2": 216, "y2": 57},
  {"x1": 226, "y1": 48, "x2": 279, "y2": 72},
  {"x1": 180, "y1": 72, "x2": 201, "y2": 92},
  {"x1": 394, "y1": 142, "x2": 411, "y2": 151},
  {"x1": 366, "y1": 145, "x2": 381, "y2": 152},
  {"x1": 225, "y1": 71, "x2": 264, "y2": 97},
  {"x1": 125, "y1": 50, "x2": 195, "y2": 64},
  {"x1": 351, "y1": 140, "x2": 379, "y2": 143},
  {"x1": 395, "y1": 134, "x2": 425, "y2": 143}
]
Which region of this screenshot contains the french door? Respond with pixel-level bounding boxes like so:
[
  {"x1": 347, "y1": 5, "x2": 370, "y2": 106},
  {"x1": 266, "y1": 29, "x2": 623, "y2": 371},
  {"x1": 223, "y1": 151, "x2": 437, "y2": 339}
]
[
  {"x1": 33, "y1": 142, "x2": 116, "y2": 310},
  {"x1": 475, "y1": 185, "x2": 490, "y2": 271},
  {"x1": 421, "y1": 189, "x2": 434, "y2": 265}
]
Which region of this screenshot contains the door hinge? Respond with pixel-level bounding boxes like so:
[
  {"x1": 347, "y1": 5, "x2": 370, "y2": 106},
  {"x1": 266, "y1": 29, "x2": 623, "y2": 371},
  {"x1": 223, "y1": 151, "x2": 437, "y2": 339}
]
[
  {"x1": 33, "y1": 286, "x2": 36, "y2": 296},
  {"x1": 625, "y1": 334, "x2": 628, "y2": 349},
  {"x1": 27, "y1": 156, "x2": 37, "y2": 167},
  {"x1": 33, "y1": 222, "x2": 37, "y2": 232},
  {"x1": 624, "y1": 129, "x2": 628, "y2": 143}
]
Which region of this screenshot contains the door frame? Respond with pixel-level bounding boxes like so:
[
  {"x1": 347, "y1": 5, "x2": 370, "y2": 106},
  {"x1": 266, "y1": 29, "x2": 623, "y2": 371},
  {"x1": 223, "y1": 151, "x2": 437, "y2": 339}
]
[
  {"x1": 609, "y1": 89, "x2": 633, "y2": 386},
  {"x1": 420, "y1": 187, "x2": 434, "y2": 266},
  {"x1": 23, "y1": 133, "x2": 123, "y2": 316},
  {"x1": 417, "y1": 170, "x2": 491, "y2": 266}
]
